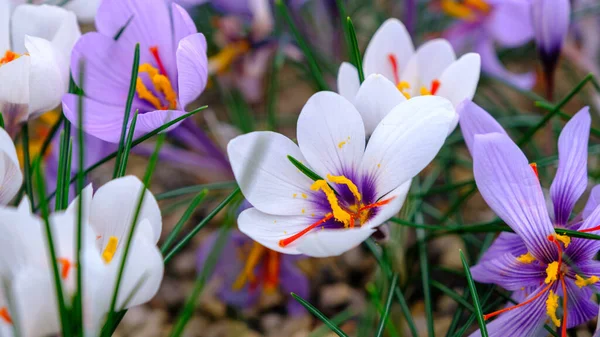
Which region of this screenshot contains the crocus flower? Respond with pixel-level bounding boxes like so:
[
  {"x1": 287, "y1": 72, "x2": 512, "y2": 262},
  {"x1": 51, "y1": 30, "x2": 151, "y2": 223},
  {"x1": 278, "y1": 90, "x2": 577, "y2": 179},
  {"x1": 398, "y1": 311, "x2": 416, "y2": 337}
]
[
  {"x1": 197, "y1": 230, "x2": 309, "y2": 314},
  {"x1": 0, "y1": 0, "x2": 80, "y2": 135},
  {"x1": 0, "y1": 126, "x2": 22, "y2": 204},
  {"x1": 228, "y1": 91, "x2": 455, "y2": 257},
  {"x1": 531, "y1": 0, "x2": 571, "y2": 98},
  {"x1": 337, "y1": 19, "x2": 479, "y2": 133},
  {"x1": 63, "y1": 0, "x2": 208, "y2": 143},
  {"x1": 442, "y1": 0, "x2": 536, "y2": 89}
]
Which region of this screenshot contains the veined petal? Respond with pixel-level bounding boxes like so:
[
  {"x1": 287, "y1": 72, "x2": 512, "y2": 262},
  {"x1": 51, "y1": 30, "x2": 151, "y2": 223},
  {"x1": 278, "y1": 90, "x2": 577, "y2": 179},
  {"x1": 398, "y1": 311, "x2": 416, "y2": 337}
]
[
  {"x1": 564, "y1": 203, "x2": 600, "y2": 262},
  {"x1": 0, "y1": 127, "x2": 22, "y2": 205},
  {"x1": 470, "y1": 253, "x2": 545, "y2": 290},
  {"x1": 362, "y1": 180, "x2": 411, "y2": 229},
  {"x1": 550, "y1": 107, "x2": 590, "y2": 226},
  {"x1": 476, "y1": 37, "x2": 535, "y2": 89},
  {"x1": 0, "y1": 0, "x2": 9, "y2": 52},
  {"x1": 473, "y1": 133, "x2": 555, "y2": 262},
  {"x1": 176, "y1": 33, "x2": 208, "y2": 108},
  {"x1": 362, "y1": 96, "x2": 455, "y2": 199},
  {"x1": 413, "y1": 38, "x2": 456, "y2": 88},
  {"x1": 171, "y1": 3, "x2": 197, "y2": 44},
  {"x1": 296, "y1": 226, "x2": 375, "y2": 257},
  {"x1": 478, "y1": 232, "x2": 527, "y2": 263},
  {"x1": 435, "y1": 53, "x2": 480, "y2": 110},
  {"x1": 0, "y1": 55, "x2": 30, "y2": 131},
  {"x1": 227, "y1": 131, "x2": 316, "y2": 216},
  {"x1": 63, "y1": 0, "x2": 101, "y2": 23},
  {"x1": 564, "y1": 277, "x2": 597, "y2": 328},
  {"x1": 353, "y1": 74, "x2": 406, "y2": 136},
  {"x1": 0, "y1": 207, "x2": 46, "y2": 277},
  {"x1": 582, "y1": 185, "x2": 600, "y2": 219},
  {"x1": 363, "y1": 18, "x2": 414, "y2": 81},
  {"x1": 458, "y1": 100, "x2": 508, "y2": 156},
  {"x1": 66, "y1": 183, "x2": 94, "y2": 220},
  {"x1": 297, "y1": 91, "x2": 365, "y2": 179},
  {"x1": 336, "y1": 62, "x2": 360, "y2": 102}
]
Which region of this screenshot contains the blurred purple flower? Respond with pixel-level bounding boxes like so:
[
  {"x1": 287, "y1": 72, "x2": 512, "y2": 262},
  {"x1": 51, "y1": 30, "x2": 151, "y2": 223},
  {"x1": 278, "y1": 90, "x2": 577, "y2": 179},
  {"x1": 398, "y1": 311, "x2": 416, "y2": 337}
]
[
  {"x1": 197, "y1": 231, "x2": 309, "y2": 315},
  {"x1": 532, "y1": 0, "x2": 571, "y2": 99},
  {"x1": 62, "y1": 0, "x2": 208, "y2": 143},
  {"x1": 442, "y1": 0, "x2": 536, "y2": 89}
]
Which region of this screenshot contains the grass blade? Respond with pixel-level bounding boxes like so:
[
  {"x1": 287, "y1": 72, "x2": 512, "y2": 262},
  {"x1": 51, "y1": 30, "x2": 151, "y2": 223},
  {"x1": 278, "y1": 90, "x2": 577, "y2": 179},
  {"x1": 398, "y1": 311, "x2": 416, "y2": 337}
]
[
  {"x1": 291, "y1": 293, "x2": 349, "y2": 337},
  {"x1": 374, "y1": 274, "x2": 398, "y2": 337},
  {"x1": 287, "y1": 155, "x2": 323, "y2": 181},
  {"x1": 116, "y1": 109, "x2": 139, "y2": 177},
  {"x1": 160, "y1": 189, "x2": 209, "y2": 254},
  {"x1": 155, "y1": 181, "x2": 236, "y2": 200},
  {"x1": 460, "y1": 250, "x2": 488, "y2": 337},
  {"x1": 346, "y1": 17, "x2": 364, "y2": 83}
]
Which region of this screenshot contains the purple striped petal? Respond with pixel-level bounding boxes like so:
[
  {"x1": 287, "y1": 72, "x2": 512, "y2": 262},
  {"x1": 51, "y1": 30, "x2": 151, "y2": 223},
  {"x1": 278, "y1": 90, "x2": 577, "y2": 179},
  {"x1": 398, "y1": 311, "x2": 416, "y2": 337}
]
[
  {"x1": 565, "y1": 199, "x2": 600, "y2": 262},
  {"x1": 457, "y1": 100, "x2": 507, "y2": 157},
  {"x1": 473, "y1": 133, "x2": 556, "y2": 262},
  {"x1": 564, "y1": 277, "x2": 598, "y2": 328},
  {"x1": 470, "y1": 253, "x2": 545, "y2": 290},
  {"x1": 532, "y1": 0, "x2": 571, "y2": 74},
  {"x1": 582, "y1": 185, "x2": 600, "y2": 220},
  {"x1": 550, "y1": 107, "x2": 590, "y2": 225},
  {"x1": 478, "y1": 232, "x2": 526, "y2": 263}
]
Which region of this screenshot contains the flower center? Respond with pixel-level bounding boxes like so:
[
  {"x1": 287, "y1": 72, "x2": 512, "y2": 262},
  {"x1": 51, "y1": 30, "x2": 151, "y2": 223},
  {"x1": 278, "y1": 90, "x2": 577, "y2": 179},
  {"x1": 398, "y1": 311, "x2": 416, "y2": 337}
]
[
  {"x1": 136, "y1": 46, "x2": 178, "y2": 111},
  {"x1": 208, "y1": 40, "x2": 251, "y2": 74},
  {"x1": 387, "y1": 54, "x2": 441, "y2": 99},
  {"x1": 441, "y1": 0, "x2": 490, "y2": 21},
  {"x1": 232, "y1": 242, "x2": 280, "y2": 293},
  {"x1": 101, "y1": 236, "x2": 119, "y2": 264},
  {"x1": 0, "y1": 50, "x2": 23, "y2": 66}
]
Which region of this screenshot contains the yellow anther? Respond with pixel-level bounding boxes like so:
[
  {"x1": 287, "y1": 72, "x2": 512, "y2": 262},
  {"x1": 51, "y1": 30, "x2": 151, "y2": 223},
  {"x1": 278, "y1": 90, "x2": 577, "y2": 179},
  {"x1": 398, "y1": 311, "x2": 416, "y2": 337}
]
[
  {"x1": 327, "y1": 174, "x2": 361, "y2": 202},
  {"x1": 101, "y1": 236, "x2": 119, "y2": 264},
  {"x1": 396, "y1": 81, "x2": 411, "y2": 99},
  {"x1": 544, "y1": 261, "x2": 559, "y2": 284},
  {"x1": 441, "y1": 0, "x2": 476, "y2": 20},
  {"x1": 575, "y1": 275, "x2": 600, "y2": 288},
  {"x1": 311, "y1": 180, "x2": 352, "y2": 226},
  {"x1": 292, "y1": 193, "x2": 297, "y2": 198},
  {"x1": 419, "y1": 86, "x2": 432, "y2": 96},
  {"x1": 136, "y1": 63, "x2": 178, "y2": 110},
  {"x1": 516, "y1": 252, "x2": 536, "y2": 264},
  {"x1": 136, "y1": 78, "x2": 163, "y2": 110},
  {"x1": 554, "y1": 234, "x2": 571, "y2": 248},
  {"x1": 208, "y1": 40, "x2": 251, "y2": 74},
  {"x1": 232, "y1": 242, "x2": 265, "y2": 290},
  {"x1": 546, "y1": 290, "x2": 561, "y2": 327},
  {"x1": 301, "y1": 193, "x2": 307, "y2": 199},
  {"x1": 139, "y1": 63, "x2": 159, "y2": 78},
  {"x1": 153, "y1": 74, "x2": 178, "y2": 109},
  {"x1": 338, "y1": 141, "x2": 346, "y2": 149}
]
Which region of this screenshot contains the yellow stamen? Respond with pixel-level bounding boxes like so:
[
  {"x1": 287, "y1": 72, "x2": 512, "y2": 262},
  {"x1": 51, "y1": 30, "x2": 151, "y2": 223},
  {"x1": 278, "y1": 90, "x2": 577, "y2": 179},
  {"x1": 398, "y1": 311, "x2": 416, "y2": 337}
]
[
  {"x1": 136, "y1": 78, "x2": 163, "y2": 110},
  {"x1": 208, "y1": 40, "x2": 251, "y2": 74},
  {"x1": 232, "y1": 242, "x2": 266, "y2": 290},
  {"x1": 396, "y1": 81, "x2": 411, "y2": 99},
  {"x1": 153, "y1": 74, "x2": 178, "y2": 109},
  {"x1": 441, "y1": 0, "x2": 476, "y2": 20},
  {"x1": 311, "y1": 180, "x2": 352, "y2": 226},
  {"x1": 516, "y1": 252, "x2": 536, "y2": 264},
  {"x1": 327, "y1": 174, "x2": 362, "y2": 202},
  {"x1": 554, "y1": 234, "x2": 571, "y2": 248},
  {"x1": 420, "y1": 86, "x2": 432, "y2": 96},
  {"x1": 546, "y1": 290, "x2": 561, "y2": 327},
  {"x1": 575, "y1": 275, "x2": 600, "y2": 288},
  {"x1": 136, "y1": 63, "x2": 178, "y2": 110},
  {"x1": 545, "y1": 261, "x2": 559, "y2": 284},
  {"x1": 101, "y1": 236, "x2": 119, "y2": 264}
]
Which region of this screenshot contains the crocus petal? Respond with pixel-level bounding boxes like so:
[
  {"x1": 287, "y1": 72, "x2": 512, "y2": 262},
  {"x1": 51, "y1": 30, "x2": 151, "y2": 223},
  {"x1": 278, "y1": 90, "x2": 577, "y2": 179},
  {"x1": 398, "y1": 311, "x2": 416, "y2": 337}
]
[
  {"x1": 532, "y1": 0, "x2": 571, "y2": 61},
  {"x1": 362, "y1": 18, "x2": 414, "y2": 81},
  {"x1": 238, "y1": 207, "x2": 314, "y2": 255},
  {"x1": 0, "y1": 0, "x2": 9, "y2": 52},
  {"x1": 89, "y1": 176, "x2": 161, "y2": 251},
  {"x1": 478, "y1": 232, "x2": 526, "y2": 263},
  {"x1": 12, "y1": 268, "x2": 59, "y2": 337},
  {"x1": 485, "y1": 0, "x2": 534, "y2": 47},
  {"x1": 297, "y1": 91, "x2": 365, "y2": 178},
  {"x1": 296, "y1": 226, "x2": 375, "y2": 257},
  {"x1": 24, "y1": 35, "x2": 67, "y2": 117},
  {"x1": 362, "y1": 96, "x2": 455, "y2": 199},
  {"x1": 470, "y1": 253, "x2": 545, "y2": 290},
  {"x1": 575, "y1": 260, "x2": 600, "y2": 279},
  {"x1": 550, "y1": 107, "x2": 590, "y2": 226},
  {"x1": 227, "y1": 132, "x2": 316, "y2": 216},
  {"x1": 564, "y1": 278, "x2": 598, "y2": 329},
  {"x1": 171, "y1": 3, "x2": 197, "y2": 44},
  {"x1": 468, "y1": 284, "x2": 550, "y2": 337},
  {"x1": 353, "y1": 74, "x2": 406, "y2": 136},
  {"x1": 176, "y1": 33, "x2": 208, "y2": 108},
  {"x1": 473, "y1": 133, "x2": 555, "y2": 262},
  {"x1": 582, "y1": 185, "x2": 600, "y2": 219},
  {"x1": 476, "y1": 37, "x2": 535, "y2": 89},
  {"x1": 0, "y1": 208, "x2": 46, "y2": 277},
  {"x1": 336, "y1": 62, "x2": 360, "y2": 102},
  {"x1": 0, "y1": 56, "x2": 30, "y2": 131},
  {"x1": 0, "y1": 127, "x2": 22, "y2": 205},
  {"x1": 362, "y1": 180, "x2": 411, "y2": 229},
  {"x1": 413, "y1": 38, "x2": 456, "y2": 87},
  {"x1": 62, "y1": 94, "x2": 127, "y2": 143},
  {"x1": 457, "y1": 100, "x2": 507, "y2": 156},
  {"x1": 66, "y1": 184, "x2": 94, "y2": 219},
  {"x1": 564, "y1": 203, "x2": 600, "y2": 262},
  {"x1": 63, "y1": 0, "x2": 101, "y2": 23},
  {"x1": 435, "y1": 53, "x2": 480, "y2": 110}
]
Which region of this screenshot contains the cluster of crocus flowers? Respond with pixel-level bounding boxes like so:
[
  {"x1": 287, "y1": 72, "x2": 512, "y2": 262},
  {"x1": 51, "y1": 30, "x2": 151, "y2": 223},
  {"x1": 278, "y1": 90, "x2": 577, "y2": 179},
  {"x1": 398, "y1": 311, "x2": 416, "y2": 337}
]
[
  {"x1": 459, "y1": 102, "x2": 600, "y2": 336},
  {"x1": 0, "y1": 176, "x2": 163, "y2": 336},
  {"x1": 228, "y1": 77, "x2": 456, "y2": 257},
  {"x1": 338, "y1": 18, "x2": 479, "y2": 132},
  {"x1": 0, "y1": 0, "x2": 80, "y2": 136},
  {"x1": 62, "y1": 0, "x2": 208, "y2": 143}
]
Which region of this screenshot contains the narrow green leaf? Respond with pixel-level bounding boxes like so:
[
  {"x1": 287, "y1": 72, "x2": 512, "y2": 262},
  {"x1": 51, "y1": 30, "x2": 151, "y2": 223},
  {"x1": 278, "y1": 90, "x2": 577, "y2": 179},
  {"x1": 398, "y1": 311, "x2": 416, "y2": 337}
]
[
  {"x1": 155, "y1": 181, "x2": 236, "y2": 200},
  {"x1": 20, "y1": 124, "x2": 33, "y2": 211},
  {"x1": 346, "y1": 17, "x2": 364, "y2": 83},
  {"x1": 0, "y1": 112, "x2": 5, "y2": 129},
  {"x1": 291, "y1": 293, "x2": 349, "y2": 337},
  {"x1": 287, "y1": 155, "x2": 323, "y2": 181},
  {"x1": 309, "y1": 309, "x2": 354, "y2": 337},
  {"x1": 113, "y1": 15, "x2": 134, "y2": 40},
  {"x1": 430, "y1": 280, "x2": 474, "y2": 312},
  {"x1": 55, "y1": 120, "x2": 72, "y2": 211},
  {"x1": 163, "y1": 187, "x2": 241, "y2": 263},
  {"x1": 160, "y1": 189, "x2": 209, "y2": 254},
  {"x1": 113, "y1": 44, "x2": 140, "y2": 178},
  {"x1": 374, "y1": 274, "x2": 398, "y2": 337},
  {"x1": 459, "y1": 250, "x2": 488, "y2": 337},
  {"x1": 116, "y1": 109, "x2": 139, "y2": 177}
]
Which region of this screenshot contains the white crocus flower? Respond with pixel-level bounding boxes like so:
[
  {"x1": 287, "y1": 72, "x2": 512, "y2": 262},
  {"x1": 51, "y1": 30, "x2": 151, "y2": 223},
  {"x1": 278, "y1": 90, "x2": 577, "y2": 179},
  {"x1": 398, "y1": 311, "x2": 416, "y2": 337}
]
[
  {"x1": 0, "y1": 0, "x2": 80, "y2": 135},
  {"x1": 228, "y1": 91, "x2": 456, "y2": 257},
  {"x1": 0, "y1": 126, "x2": 22, "y2": 204},
  {"x1": 337, "y1": 18, "x2": 480, "y2": 132}
]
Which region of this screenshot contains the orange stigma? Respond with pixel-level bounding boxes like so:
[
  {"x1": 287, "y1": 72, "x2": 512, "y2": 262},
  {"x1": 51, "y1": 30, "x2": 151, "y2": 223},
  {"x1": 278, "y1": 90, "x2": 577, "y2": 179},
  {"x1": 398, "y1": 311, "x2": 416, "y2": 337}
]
[
  {"x1": 483, "y1": 282, "x2": 552, "y2": 320},
  {"x1": 0, "y1": 307, "x2": 11, "y2": 324},
  {"x1": 530, "y1": 162, "x2": 539, "y2": 179},
  {"x1": 430, "y1": 79, "x2": 441, "y2": 95},
  {"x1": 0, "y1": 50, "x2": 22, "y2": 65},
  {"x1": 263, "y1": 250, "x2": 280, "y2": 292},
  {"x1": 149, "y1": 46, "x2": 168, "y2": 77},
  {"x1": 279, "y1": 214, "x2": 333, "y2": 247},
  {"x1": 57, "y1": 258, "x2": 73, "y2": 279},
  {"x1": 387, "y1": 54, "x2": 401, "y2": 85}
]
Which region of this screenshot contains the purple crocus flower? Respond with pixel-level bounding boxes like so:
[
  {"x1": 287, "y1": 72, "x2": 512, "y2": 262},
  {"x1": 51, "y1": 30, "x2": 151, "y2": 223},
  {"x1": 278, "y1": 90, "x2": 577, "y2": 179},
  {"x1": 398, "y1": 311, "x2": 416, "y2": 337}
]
[
  {"x1": 62, "y1": 0, "x2": 208, "y2": 143},
  {"x1": 197, "y1": 230, "x2": 309, "y2": 315},
  {"x1": 531, "y1": 0, "x2": 571, "y2": 99},
  {"x1": 442, "y1": 0, "x2": 536, "y2": 89}
]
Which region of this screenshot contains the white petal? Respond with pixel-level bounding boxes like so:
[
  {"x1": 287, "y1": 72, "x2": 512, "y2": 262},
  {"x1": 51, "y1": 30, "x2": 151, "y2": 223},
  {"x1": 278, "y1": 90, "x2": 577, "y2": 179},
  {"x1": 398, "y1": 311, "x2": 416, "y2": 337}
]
[
  {"x1": 296, "y1": 227, "x2": 375, "y2": 257},
  {"x1": 0, "y1": 55, "x2": 30, "y2": 129},
  {"x1": 435, "y1": 53, "x2": 480, "y2": 107},
  {"x1": 297, "y1": 91, "x2": 365, "y2": 178},
  {"x1": 227, "y1": 131, "x2": 316, "y2": 216},
  {"x1": 63, "y1": 0, "x2": 101, "y2": 23},
  {"x1": 0, "y1": 0, "x2": 9, "y2": 52},
  {"x1": 336, "y1": 62, "x2": 360, "y2": 101},
  {"x1": 362, "y1": 96, "x2": 455, "y2": 198},
  {"x1": 25, "y1": 35, "x2": 67, "y2": 116},
  {"x1": 17, "y1": 197, "x2": 30, "y2": 214},
  {"x1": 363, "y1": 18, "x2": 414, "y2": 81},
  {"x1": 412, "y1": 38, "x2": 456, "y2": 88},
  {"x1": 363, "y1": 180, "x2": 411, "y2": 229},
  {"x1": 0, "y1": 127, "x2": 22, "y2": 205},
  {"x1": 238, "y1": 207, "x2": 316, "y2": 255},
  {"x1": 66, "y1": 183, "x2": 94, "y2": 220},
  {"x1": 0, "y1": 207, "x2": 46, "y2": 277},
  {"x1": 90, "y1": 176, "x2": 162, "y2": 251},
  {"x1": 353, "y1": 74, "x2": 406, "y2": 136}
]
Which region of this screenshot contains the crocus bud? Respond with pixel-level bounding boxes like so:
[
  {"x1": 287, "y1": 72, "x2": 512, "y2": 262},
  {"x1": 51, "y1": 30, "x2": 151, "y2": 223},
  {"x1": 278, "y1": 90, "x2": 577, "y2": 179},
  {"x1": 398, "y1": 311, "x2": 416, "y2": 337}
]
[{"x1": 532, "y1": 0, "x2": 571, "y2": 99}]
